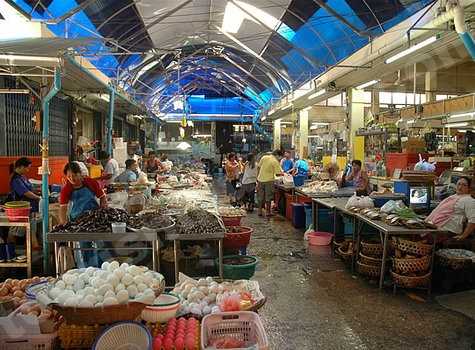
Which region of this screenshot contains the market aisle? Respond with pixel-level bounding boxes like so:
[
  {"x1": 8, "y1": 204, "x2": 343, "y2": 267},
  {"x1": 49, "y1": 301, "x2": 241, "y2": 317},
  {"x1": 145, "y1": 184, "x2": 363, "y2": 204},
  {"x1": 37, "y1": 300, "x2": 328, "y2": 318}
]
[{"x1": 214, "y1": 180, "x2": 475, "y2": 349}]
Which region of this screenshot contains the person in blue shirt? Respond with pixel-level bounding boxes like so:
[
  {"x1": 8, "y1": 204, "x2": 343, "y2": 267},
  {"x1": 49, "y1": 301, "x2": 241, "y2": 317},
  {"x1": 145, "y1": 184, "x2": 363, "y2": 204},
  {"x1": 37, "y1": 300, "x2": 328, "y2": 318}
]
[
  {"x1": 280, "y1": 151, "x2": 294, "y2": 173},
  {"x1": 292, "y1": 157, "x2": 310, "y2": 177},
  {"x1": 115, "y1": 159, "x2": 138, "y2": 183}
]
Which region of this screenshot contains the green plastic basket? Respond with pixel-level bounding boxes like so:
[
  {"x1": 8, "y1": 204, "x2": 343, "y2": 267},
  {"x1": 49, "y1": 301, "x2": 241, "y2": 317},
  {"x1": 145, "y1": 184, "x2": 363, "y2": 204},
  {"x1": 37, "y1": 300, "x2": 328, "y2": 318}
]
[{"x1": 217, "y1": 255, "x2": 258, "y2": 280}]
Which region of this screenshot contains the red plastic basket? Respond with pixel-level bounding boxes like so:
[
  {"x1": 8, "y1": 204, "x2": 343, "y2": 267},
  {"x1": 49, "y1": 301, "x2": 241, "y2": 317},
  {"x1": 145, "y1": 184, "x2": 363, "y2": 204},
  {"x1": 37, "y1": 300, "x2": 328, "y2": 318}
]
[
  {"x1": 4, "y1": 207, "x2": 30, "y2": 222},
  {"x1": 224, "y1": 226, "x2": 253, "y2": 249},
  {"x1": 221, "y1": 216, "x2": 243, "y2": 227}
]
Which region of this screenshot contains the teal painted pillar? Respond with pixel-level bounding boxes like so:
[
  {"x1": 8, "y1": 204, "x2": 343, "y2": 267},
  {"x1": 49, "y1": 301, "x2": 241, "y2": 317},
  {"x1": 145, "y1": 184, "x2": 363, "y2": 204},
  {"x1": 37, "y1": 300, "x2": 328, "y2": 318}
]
[
  {"x1": 41, "y1": 68, "x2": 61, "y2": 273},
  {"x1": 106, "y1": 87, "x2": 115, "y2": 155}
]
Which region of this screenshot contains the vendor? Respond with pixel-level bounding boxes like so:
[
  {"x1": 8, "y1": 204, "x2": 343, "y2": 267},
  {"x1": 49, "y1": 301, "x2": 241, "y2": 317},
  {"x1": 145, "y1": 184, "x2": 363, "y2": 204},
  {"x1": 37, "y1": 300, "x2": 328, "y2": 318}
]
[
  {"x1": 426, "y1": 176, "x2": 475, "y2": 240},
  {"x1": 145, "y1": 151, "x2": 163, "y2": 173},
  {"x1": 291, "y1": 157, "x2": 310, "y2": 177},
  {"x1": 59, "y1": 162, "x2": 107, "y2": 267},
  {"x1": 324, "y1": 162, "x2": 341, "y2": 183},
  {"x1": 116, "y1": 159, "x2": 138, "y2": 183},
  {"x1": 160, "y1": 154, "x2": 173, "y2": 173},
  {"x1": 345, "y1": 160, "x2": 370, "y2": 195},
  {"x1": 280, "y1": 151, "x2": 294, "y2": 173},
  {"x1": 59, "y1": 162, "x2": 107, "y2": 225},
  {"x1": 99, "y1": 151, "x2": 120, "y2": 185},
  {"x1": 9, "y1": 157, "x2": 41, "y2": 212}
]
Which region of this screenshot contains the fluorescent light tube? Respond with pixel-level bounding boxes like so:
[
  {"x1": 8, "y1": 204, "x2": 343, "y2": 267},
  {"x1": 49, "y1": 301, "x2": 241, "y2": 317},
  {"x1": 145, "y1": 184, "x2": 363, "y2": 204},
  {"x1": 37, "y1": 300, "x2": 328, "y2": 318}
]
[
  {"x1": 308, "y1": 89, "x2": 326, "y2": 100},
  {"x1": 261, "y1": 116, "x2": 267, "y2": 121},
  {"x1": 446, "y1": 122, "x2": 469, "y2": 127},
  {"x1": 406, "y1": 119, "x2": 415, "y2": 124},
  {"x1": 385, "y1": 36, "x2": 437, "y2": 64},
  {"x1": 312, "y1": 122, "x2": 329, "y2": 126},
  {"x1": 268, "y1": 109, "x2": 275, "y2": 116},
  {"x1": 356, "y1": 80, "x2": 379, "y2": 90},
  {"x1": 281, "y1": 104, "x2": 292, "y2": 110}
]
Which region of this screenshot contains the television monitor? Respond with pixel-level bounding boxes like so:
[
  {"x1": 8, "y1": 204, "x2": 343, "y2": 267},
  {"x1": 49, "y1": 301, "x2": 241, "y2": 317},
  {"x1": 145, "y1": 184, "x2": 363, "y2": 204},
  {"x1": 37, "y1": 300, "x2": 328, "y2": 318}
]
[{"x1": 410, "y1": 187, "x2": 428, "y2": 205}]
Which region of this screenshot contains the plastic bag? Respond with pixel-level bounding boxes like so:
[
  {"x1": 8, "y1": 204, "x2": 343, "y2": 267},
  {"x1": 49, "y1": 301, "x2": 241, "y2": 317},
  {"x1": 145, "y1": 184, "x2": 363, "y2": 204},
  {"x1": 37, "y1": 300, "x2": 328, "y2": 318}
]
[
  {"x1": 414, "y1": 154, "x2": 436, "y2": 172},
  {"x1": 380, "y1": 200, "x2": 406, "y2": 214},
  {"x1": 282, "y1": 173, "x2": 294, "y2": 186},
  {"x1": 345, "y1": 195, "x2": 374, "y2": 209},
  {"x1": 345, "y1": 195, "x2": 361, "y2": 208},
  {"x1": 107, "y1": 191, "x2": 128, "y2": 209},
  {"x1": 304, "y1": 225, "x2": 314, "y2": 241}
]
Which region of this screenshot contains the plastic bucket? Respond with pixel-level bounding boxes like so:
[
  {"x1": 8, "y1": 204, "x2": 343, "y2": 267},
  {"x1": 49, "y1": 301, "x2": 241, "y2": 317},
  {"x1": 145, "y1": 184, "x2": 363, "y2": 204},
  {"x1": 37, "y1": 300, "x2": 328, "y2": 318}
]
[
  {"x1": 291, "y1": 203, "x2": 305, "y2": 229},
  {"x1": 219, "y1": 255, "x2": 258, "y2": 280},
  {"x1": 308, "y1": 231, "x2": 334, "y2": 246},
  {"x1": 4, "y1": 203, "x2": 30, "y2": 222},
  {"x1": 221, "y1": 216, "x2": 243, "y2": 227},
  {"x1": 293, "y1": 175, "x2": 306, "y2": 187},
  {"x1": 224, "y1": 226, "x2": 253, "y2": 249}
]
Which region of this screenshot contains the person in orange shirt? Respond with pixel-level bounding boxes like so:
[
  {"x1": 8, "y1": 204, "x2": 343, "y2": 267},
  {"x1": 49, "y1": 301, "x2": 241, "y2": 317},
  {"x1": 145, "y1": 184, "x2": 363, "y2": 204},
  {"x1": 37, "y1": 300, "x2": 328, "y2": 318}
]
[{"x1": 225, "y1": 153, "x2": 240, "y2": 205}]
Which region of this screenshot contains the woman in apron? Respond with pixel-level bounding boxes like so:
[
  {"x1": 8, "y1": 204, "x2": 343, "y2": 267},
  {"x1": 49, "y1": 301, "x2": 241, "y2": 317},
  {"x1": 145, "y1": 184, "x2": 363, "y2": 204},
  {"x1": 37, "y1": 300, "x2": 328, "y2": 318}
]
[{"x1": 59, "y1": 162, "x2": 107, "y2": 267}]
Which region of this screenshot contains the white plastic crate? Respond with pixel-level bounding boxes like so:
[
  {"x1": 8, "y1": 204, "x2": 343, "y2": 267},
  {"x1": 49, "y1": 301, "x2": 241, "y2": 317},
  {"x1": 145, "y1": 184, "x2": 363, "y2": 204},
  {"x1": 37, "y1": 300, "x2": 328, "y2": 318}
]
[
  {"x1": 201, "y1": 311, "x2": 268, "y2": 350},
  {"x1": 0, "y1": 332, "x2": 57, "y2": 350}
]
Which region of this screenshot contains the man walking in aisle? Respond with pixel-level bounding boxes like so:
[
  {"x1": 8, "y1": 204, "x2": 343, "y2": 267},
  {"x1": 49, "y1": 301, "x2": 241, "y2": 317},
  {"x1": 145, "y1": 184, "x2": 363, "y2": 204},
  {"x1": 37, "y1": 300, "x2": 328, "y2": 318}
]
[{"x1": 257, "y1": 149, "x2": 283, "y2": 217}]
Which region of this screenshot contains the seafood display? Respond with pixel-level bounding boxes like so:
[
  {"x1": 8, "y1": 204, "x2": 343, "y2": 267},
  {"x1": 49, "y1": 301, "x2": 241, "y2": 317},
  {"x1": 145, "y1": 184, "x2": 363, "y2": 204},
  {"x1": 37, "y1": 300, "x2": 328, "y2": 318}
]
[
  {"x1": 218, "y1": 207, "x2": 246, "y2": 217},
  {"x1": 300, "y1": 180, "x2": 339, "y2": 194},
  {"x1": 127, "y1": 211, "x2": 174, "y2": 230},
  {"x1": 175, "y1": 208, "x2": 224, "y2": 236},
  {"x1": 51, "y1": 208, "x2": 130, "y2": 233}
]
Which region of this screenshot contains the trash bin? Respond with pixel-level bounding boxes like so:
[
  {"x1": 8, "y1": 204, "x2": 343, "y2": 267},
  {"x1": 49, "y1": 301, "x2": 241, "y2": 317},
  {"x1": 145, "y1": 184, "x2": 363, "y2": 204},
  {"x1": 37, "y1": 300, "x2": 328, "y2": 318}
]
[{"x1": 291, "y1": 203, "x2": 305, "y2": 229}]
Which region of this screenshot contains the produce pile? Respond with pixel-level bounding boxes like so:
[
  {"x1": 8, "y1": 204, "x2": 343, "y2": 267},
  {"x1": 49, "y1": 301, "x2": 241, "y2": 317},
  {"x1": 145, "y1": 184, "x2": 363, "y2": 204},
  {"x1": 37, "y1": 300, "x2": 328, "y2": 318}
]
[
  {"x1": 218, "y1": 207, "x2": 246, "y2": 217},
  {"x1": 172, "y1": 275, "x2": 264, "y2": 317},
  {"x1": 149, "y1": 317, "x2": 200, "y2": 350},
  {"x1": 301, "y1": 180, "x2": 338, "y2": 194},
  {"x1": 128, "y1": 211, "x2": 174, "y2": 230},
  {"x1": 52, "y1": 208, "x2": 129, "y2": 233},
  {"x1": 175, "y1": 208, "x2": 224, "y2": 236},
  {"x1": 43, "y1": 261, "x2": 164, "y2": 308}
]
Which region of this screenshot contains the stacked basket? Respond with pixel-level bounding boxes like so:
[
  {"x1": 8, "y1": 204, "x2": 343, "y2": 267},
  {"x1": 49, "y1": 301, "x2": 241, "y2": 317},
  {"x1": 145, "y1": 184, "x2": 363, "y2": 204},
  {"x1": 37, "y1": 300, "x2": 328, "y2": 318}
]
[
  {"x1": 391, "y1": 237, "x2": 432, "y2": 289},
  {"x1": 357, "y1": 240, "x2": 385, "y2": 278}
]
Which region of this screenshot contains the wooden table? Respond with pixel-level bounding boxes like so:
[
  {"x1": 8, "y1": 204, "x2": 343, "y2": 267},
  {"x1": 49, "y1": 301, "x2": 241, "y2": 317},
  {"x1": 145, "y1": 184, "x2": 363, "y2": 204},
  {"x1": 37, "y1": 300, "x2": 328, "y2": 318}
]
[
  {"x1": 165, "y1": 232, "x2": 224, "y2": 283},
  {"x1": 0, "y1": 215, "x2": 32, "y2": 277},
  {"x1": 47, "y1": 231, "x2": 160, "y2": 276}
]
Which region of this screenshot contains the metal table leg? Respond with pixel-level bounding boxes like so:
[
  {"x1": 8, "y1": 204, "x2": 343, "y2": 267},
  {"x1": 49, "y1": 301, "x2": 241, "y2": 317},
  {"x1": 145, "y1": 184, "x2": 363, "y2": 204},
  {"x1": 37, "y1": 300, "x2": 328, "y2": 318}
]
[
  {"x1": 352, "y1": 217, "x2": 363, "y2": 274},
  {"x1": 152, "y1": 240, "x2": 157, "y2": 272},
  {"x1": 174, "y1": 240, "x2": 180, "y2": 284},
  {"x1": 379, "y1": 233, "x2": 389, "y2": 289},
  {"x1": 26, "y1": 223, "x2": 32, "y2": 278},
  {"x1": 218, "y1": 239, "x2": 224, "y2": 279},
  {"x1": 54, "y1": 242, "x2": 59, "y2": 277}
]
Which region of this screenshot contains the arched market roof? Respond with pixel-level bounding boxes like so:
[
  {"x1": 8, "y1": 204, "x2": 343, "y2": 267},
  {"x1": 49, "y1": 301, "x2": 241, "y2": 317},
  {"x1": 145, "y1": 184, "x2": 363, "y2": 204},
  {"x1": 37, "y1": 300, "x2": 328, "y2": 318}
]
[{"x1": 8, "y1": 0, "x2": 434, "y2": 120}]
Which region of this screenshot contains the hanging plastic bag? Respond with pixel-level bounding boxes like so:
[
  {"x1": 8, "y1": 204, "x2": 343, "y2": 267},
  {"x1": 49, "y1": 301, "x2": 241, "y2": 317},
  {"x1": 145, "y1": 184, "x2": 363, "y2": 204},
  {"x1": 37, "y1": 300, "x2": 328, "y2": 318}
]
[
  {"x1": 282, "y1": 173, "x2": 294, "y2": 186},
  {"x1": 380, "y1": 200, "x2": 406, "y2": 214}
]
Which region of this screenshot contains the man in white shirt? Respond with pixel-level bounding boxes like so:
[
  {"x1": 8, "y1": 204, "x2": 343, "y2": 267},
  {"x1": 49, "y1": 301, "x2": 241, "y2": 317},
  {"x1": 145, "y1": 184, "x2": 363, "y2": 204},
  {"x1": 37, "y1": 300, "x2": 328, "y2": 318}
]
[{"x1": 100, "y1": 151, "x2": 120, "y2": 185}]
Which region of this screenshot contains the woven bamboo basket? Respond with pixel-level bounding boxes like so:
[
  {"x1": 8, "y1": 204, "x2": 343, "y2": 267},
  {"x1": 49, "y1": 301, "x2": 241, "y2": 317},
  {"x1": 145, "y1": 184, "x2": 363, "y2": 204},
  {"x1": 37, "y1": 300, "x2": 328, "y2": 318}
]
[
  {"x1": 360, "y1": 240, "x2": 383, "y2": 257},
  {"x1": 357, "y1": 261, "x2": 381, "y2": 278},
  {"x1": 436, "y1": 251, "x2": 473, "y2": 270},
  {"x1": 58, "y1": 323, "x2": 102, "y2": 349},
  {"x1": 391, "y1": 271, "x2": 431, "y2": 289},
  {"x1": 392, "y1": 255, "x2": 431, "y2": 275},
  {"x1": 392, "y1": 237, "x2": 432, "y2": 256},
  {"x1": 337, "y1": 246, "x2": 354, "y2": 262},
  {"x1": 358, "y1": 252, "x2": 383, "y2": 266}
]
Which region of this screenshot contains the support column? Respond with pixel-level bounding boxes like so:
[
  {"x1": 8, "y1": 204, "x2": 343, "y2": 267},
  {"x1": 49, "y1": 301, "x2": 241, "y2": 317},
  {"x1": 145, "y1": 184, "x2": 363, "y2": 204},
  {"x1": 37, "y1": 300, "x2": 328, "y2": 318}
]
[
  {"x1": 371, "y1": 90, "x2": 380, "y2": 116},
  {"x1": 41, "y1": 68, "x2": 61, "y2": 273},
  {"x1": 425, "y1": 71, "x2": 437, "y2": 102},
  {"x1": 106, "y1": 88, "x2": 116, "y2": 155},
  {"x1": 348, "y1": 88, "x2": 365, "y2": 161},
  {"x1": 273, "y1": 119, "x2": 281, "y2": 150},
  {"x1": 299, "y1": 110, "x2": 309, "y2": 158}
]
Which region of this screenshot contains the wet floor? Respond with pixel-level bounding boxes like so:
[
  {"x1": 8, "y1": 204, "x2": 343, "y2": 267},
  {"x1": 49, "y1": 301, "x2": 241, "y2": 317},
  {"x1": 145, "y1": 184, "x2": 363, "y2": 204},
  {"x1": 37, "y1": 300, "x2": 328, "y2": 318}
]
[{"x1": 215, "y1": 180, "x2": 475, "y2": 350}]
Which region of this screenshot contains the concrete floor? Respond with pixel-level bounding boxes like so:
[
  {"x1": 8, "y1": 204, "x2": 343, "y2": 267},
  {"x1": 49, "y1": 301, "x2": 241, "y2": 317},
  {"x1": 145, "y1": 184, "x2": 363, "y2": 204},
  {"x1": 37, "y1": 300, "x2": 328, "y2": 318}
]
[{"x1": 214, "y1": 179, "x2": 475, "y2": 350}]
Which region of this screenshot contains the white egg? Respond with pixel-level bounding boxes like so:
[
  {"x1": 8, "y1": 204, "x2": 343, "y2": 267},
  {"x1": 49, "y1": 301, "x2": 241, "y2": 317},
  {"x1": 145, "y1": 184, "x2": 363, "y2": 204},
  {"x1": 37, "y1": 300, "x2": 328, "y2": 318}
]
[
  {"x1": 83, "y1": 287, "x2": 95, "y2": 296},
  {"x1": 184, "y1": 284, "x2": 193, "y2": 293},
  {"x1": 189, "y1": 302, "x2": 199, "y2": 310},
  {"x1": 120, "y1": 262, "x2": 129, "y2": 270},
  {"x1": 49, "y1": 287, "x2": 61, "y2": 299},
  {"x1": 79, "y1": 273, "x2": 89, "y2": 283},
  {"x1": 116, "y1": 290, "x2": 129, "y2": 304},
  {"x1": 106, "y1": 274, "x2": 119, "y2": 287},
  {"x1": 57, "y1": 290, "x2": 75, "y2": 304},
  {"x1": 108, "y1": 261, "x2": 120, "y2": 272},
  {"x1": 135, "y1": 293, "x2": 143, "y2": 300},
  {"x1": 64, "y1": 296, "x2": 78, "y2": 307},
  {"x1": 98, "y1": 271, "x2": 109, "y2": 280},
  {"x1": 97, "y1": 284, "x2": 113, "y2": 296},
  {"x1": 115, "y1": 283, "x2": 125, "y2": 293},
  {"x1": 203, "y1": 306, "x2": 211, "y2": 315},
  {"x1": 121, "y1": 273, "x2": 133, "y2": 286},
  {"x1": 211, "y1": 306, "x2": 221, "y2": 314},
  {"x1": 78, "y1": 300, "x2": 93, "y2": 308},
  {"x1": 143, "y1": 288, "x2": 155, "y2": 297},
  {"x1": 95, "y1": 302, "x2": 103, "y2": 308},
  {"x1": 101, "y1": 262, "x2": 110, "y2": 271},
  {"x1": 76, "y1": 289, "x2": 85, "y2": 296},
  {"x1": 190, "y1": 307, "x2": 202, "y2": 316},
  {"x1": 198, "y1": 286, "x2": 209, "y2": 295},
  {"x1": 126, "y1": 285, "x2": 138, "y2": 298},
  {"x1": 137, "y1": 283, "x2": 147, "y2": 293},
  {"x1": 133, "y1": 275, "x2": 144, "y2": 285},
  {"x1": 136, "y1": 293, "x2": 154, "y2": 305},
  {"x1": 104, "y1": 290, "x2": 116, "y2": 299},
  {"x1": 96, "y1": 294, "x2": 104, "y2": 303},
  {"x1": 86, "y1": 266, "x2": 96, "y2": 276},
  {"x1": 113, "y1": 269, "x2": 125, "y2": 280},
  {"x1": 200, "y1": 300, "x2": 208, "y2": 308},
  {"x1": 72, "y1": 279, "x2": 85, "y2": 292},
  {"x1": 55, "y1": 280, "x2": 66, "y2": 290},
  {"x1": 197, "y1": 278, "x2": 208, "y2": 286},
  {"x1": 206, "y1": 276, "x2": 214, "y2": 283},
  {"x1": 92, "y1": 278, "x2": 105, "y2": 288},
  {"x1": 63, "y1": 274, "x2": 76, "y2": 286},
  {"x1": 103, "y1": 297, "x2": 118, "y2": 306},
  {"x1": 143, "y1": 272, "x2": 153, "y2": 285},
  {"x1": 207, "y1": 293, "x2": 217, "y2": 303},
  {"x1": 85, "y1": 294, "x2": 97, "y2": 304}
]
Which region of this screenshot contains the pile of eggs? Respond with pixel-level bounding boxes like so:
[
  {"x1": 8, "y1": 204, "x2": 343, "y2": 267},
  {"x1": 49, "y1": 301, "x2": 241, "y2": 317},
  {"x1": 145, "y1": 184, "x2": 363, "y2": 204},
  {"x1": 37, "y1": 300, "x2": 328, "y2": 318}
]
[
  {"x1": 48, "y1": 261, "x2": 164, "y2": 308},
  {"x1": 152, "y1": 317, "x2": 200, "y2": 350}
]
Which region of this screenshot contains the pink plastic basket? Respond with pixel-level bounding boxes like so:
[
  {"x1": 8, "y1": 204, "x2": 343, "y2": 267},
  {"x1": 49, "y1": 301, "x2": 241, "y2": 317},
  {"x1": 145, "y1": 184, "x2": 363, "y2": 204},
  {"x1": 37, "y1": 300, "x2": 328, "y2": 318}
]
[
  {"x1": 0, "y1": 332, "x2": 57, "y2": 350},
  {"x1": 308, "y1": 231, "x2": 333, "y2": 246},
  {"x1": 201, "y1": 311, "x2": 269, "y2": 350}
]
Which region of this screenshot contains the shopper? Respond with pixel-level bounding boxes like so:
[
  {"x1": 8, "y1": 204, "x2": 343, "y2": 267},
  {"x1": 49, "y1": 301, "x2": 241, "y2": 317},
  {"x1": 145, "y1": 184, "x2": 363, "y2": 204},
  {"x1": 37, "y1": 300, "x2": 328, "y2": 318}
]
[
  {"x1": 291, "y1": 156, "x2": 310, "y2": 177},
  {"x1": 237, "y1": 154, "x2": 257, "y2": 211},
  {"x1": 426, "y1": 176, "x2": 475, "y2": 241},
  {"x1": 257, "y1": 149, "x2": 283, "y2": 217},
  {"x1": 99, "y1": 151, "x2": 120, "y2": 185},
  {"x1": 145, "y1": 151, "x2": 163, "y2": 173},
  {"x1": 225, "y1": 153, "x2": 240, "y2": 205},
  {"x1": 345, "y1": 160, "x2": 370, "y2": 195},
  {"x1": 116, "y1": 159, "x2": 139, "y2": 183},
  {"x1": 59, "y1": 162, "x2": 107, "y2": 267},
  {"x1": 280, "y1": 151, "x2": 294, "y2": 173}
]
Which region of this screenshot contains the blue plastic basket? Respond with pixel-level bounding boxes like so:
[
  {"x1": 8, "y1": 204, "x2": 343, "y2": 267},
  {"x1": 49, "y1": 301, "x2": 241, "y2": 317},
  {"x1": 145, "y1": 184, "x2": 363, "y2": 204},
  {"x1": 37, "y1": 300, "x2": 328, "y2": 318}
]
[{"x1": 293, "y1": 175, "x2": 306, "y2": 187}]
